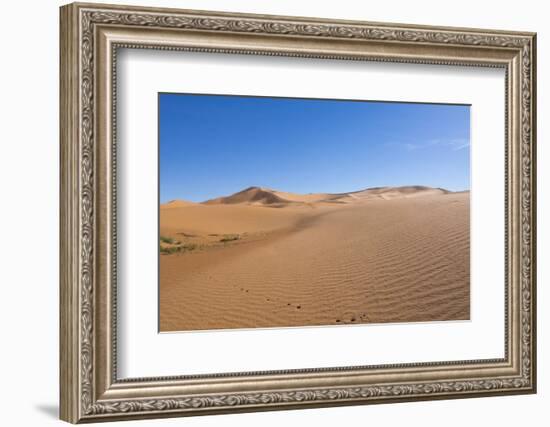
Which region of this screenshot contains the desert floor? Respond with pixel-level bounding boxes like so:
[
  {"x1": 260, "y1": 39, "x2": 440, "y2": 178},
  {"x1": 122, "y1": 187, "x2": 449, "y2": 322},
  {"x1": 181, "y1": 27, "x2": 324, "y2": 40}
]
[{"x1": 159, "y1": 186, "x2": 470, "y2": 332}]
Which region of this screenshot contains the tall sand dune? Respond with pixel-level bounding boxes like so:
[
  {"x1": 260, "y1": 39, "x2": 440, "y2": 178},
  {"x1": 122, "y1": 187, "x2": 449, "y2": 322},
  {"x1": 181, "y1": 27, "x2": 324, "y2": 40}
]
[
  {"x1": 203, "y1": 186, "x2": 291, "y2": 206},
  {"x1": 159, "y1": 186, "x2": 470, "y2": 331}
]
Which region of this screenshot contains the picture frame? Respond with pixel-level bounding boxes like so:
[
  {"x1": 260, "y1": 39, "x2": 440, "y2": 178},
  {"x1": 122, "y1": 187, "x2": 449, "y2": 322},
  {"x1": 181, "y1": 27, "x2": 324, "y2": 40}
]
[{"x1": 60, "y1": 2, "x2": 537, "y2": 423}]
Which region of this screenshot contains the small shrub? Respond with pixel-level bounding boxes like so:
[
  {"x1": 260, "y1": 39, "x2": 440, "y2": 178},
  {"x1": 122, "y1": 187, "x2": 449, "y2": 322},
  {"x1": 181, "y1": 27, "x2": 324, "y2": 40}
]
[
  {"x1": 159, "y1": 246, "x2": 177, "y2": 255},
  {"x1": 160, "y1": 242, "x2": 198, "y2": 255},
  {"x1": 220, "y1": 234, "x2": 240, "y2": 243},
  {"x1": 160, "y1": 235, "x2": 176, "y2": 244}
]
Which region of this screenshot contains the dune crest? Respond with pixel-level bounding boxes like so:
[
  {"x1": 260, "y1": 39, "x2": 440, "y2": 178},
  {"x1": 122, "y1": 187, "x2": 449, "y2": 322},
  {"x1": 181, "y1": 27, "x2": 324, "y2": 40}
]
[
  {"x1": 161, "y1": 199, "x2": 196, "y2": 209},
  {"x1": 201, "y1": 185, "x2": 456, "y2": 206},
  {"x1": 203, "y1": 186, "x2": 290, "y2": 206}
]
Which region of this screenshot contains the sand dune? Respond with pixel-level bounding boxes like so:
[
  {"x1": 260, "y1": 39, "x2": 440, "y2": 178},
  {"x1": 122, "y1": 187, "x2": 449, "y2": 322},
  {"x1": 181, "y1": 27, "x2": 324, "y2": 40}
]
[
  {"x1": 200, "y1": 185, "x2": 451, "y2": 206},
  {"x1": 160, "y1": 186, "x2": 470, "y2": 332},
  {"x1": 203, "y1": 186, "x2": 291, "y2": 206},
  {"x1": 334, "y1": 185, "x2": 449, "y2": 201},
  {"x1": 162, "y1": 199, "x2": 196, "y2": 208}
]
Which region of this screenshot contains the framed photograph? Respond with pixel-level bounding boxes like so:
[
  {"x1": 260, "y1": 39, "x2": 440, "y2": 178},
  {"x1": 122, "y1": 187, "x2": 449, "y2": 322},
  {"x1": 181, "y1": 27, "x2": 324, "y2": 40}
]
[{"x1": 60, "y1": 2, "x2": 537, "y2": 423}]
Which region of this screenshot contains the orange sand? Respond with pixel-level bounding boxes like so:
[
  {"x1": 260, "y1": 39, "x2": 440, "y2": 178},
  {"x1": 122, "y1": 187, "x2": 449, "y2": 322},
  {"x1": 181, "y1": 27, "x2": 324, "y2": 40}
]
[{"x1": 159, "y1": 186, "x2": 470, "y2": 331}]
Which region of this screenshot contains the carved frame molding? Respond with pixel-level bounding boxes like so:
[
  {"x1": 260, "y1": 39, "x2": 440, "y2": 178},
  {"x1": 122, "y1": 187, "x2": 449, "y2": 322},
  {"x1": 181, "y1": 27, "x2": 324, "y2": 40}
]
[{"x1": 60, "y1": 2, "x2": 536, "y2": 423}]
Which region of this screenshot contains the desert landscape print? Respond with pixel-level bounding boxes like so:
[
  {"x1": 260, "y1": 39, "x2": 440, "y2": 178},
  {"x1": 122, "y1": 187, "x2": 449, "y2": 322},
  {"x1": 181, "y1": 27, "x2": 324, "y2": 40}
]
[{"x1": 159, "y1": 93, "x2": 470, "y2": 332}]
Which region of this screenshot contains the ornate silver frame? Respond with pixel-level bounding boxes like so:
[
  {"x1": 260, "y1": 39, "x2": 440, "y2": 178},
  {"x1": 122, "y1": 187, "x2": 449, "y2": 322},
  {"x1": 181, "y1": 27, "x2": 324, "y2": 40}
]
[{"x1": 60, "y1": 2, "x2": 537, "y2": 423}]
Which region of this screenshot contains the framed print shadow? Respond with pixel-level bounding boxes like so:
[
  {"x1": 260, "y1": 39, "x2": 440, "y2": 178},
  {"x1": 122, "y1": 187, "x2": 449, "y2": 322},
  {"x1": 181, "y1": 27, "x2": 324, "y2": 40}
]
[{"x1": 60, "y1": 2, "x2": 537, "y2": 423}]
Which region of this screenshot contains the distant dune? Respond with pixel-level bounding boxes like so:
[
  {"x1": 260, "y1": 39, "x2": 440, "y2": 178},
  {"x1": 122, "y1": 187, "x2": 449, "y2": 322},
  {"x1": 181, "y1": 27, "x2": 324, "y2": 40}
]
[
  {"x1": 203, "y1": 186, "x2": 291, "y2": 206},
  {"x1": 160, "y1": 185, "x2": 470, "y2": 332},
  {"x1": 195, "y1": 185, "x2": 452, "y2": 207},
  {"x1": 162, "y1": 199, "x2": 196, "y2": 208}
]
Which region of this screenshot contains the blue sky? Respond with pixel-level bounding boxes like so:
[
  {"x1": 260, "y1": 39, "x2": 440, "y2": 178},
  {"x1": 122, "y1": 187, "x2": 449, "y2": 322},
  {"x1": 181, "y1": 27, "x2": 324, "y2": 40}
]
[{"x1": 159, "y1": 93, "x2": 470, "y2": 203}]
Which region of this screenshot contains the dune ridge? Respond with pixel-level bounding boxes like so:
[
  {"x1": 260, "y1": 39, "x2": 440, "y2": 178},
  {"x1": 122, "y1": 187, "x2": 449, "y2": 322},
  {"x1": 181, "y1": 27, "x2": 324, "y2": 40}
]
[
  {"x1": 162, "y1": 199, "x2": 196, "y2": 208},
  {"x1": 160, "y1": 185, "x2": 470, "y2": 332},
  {"x1": 178, "y1": 184, "x2": 454, "y2": 207},
  {"x1": 203, "y1": 186, "x2": 291, "y2": 206}
]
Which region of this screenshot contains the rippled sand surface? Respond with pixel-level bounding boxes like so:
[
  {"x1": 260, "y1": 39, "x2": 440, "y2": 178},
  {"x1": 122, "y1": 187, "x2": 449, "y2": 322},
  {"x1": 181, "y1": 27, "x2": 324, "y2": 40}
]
[{"x1": 159, "y1": 187, "x2": 469, "y2": 332}]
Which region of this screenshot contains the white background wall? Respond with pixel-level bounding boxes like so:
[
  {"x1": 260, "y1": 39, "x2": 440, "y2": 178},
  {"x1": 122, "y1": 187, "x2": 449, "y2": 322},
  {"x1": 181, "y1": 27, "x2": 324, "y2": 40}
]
[{"x1": 0, "y1": 1, "x2": 546, "y2": 426}]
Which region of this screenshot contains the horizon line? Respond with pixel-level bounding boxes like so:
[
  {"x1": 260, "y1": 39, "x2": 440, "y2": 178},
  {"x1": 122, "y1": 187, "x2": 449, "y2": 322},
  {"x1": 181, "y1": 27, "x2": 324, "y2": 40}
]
[{"x1": 161, "y1": 184, "x2": 471, "y2": 205}]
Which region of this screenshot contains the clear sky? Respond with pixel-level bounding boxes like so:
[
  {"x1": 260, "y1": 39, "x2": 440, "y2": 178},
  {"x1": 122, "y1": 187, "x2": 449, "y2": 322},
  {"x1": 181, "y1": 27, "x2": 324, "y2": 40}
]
[{"x1": 159, "y1": 93, "x2": 470, "y2": 203}]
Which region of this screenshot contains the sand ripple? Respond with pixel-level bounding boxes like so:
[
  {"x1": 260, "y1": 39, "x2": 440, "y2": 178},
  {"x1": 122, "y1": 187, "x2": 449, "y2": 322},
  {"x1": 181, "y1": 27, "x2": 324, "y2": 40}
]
[{"x1": 160, "y1": 190, "x2": 469, "y2": 331}]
